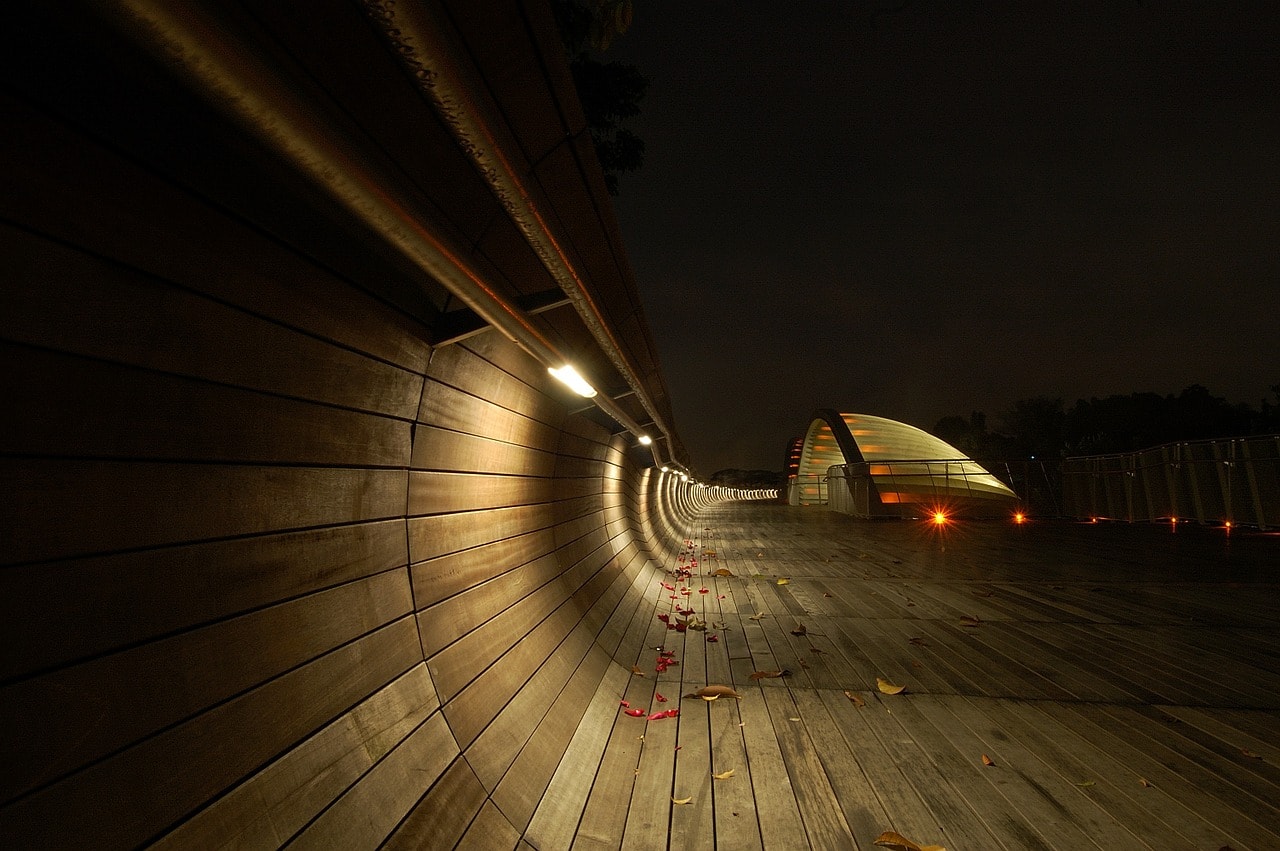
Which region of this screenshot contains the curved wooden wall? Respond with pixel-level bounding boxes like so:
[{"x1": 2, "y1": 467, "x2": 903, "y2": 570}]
[{"x1": 1, "y1": 1, "x2": 705, "y2": 846}]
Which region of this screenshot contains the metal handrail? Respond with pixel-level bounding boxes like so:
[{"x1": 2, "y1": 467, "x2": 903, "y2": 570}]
[{"x1": 97, "y1": 0, "x2": 672, "y2": 468}]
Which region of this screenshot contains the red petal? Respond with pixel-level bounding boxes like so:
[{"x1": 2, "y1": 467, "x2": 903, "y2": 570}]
[
  {"x1": 657, "y1": 613, "x2": 669, "y2": 623},
  {"x1": 655, "y1": 692, "x2": 668, "y2": 702},
  {"x1": 706, "y1": 634, "x2": 719, "y2": 642},
  {"x1": 699, "y1": 588, "x2": 710, "y2": 594},
  {"x1": 620, "y1": 699, "x2": 630, "y2": 707},
  {"x1": 625, "y1": 708, "x2": 646, "y2": 717}
]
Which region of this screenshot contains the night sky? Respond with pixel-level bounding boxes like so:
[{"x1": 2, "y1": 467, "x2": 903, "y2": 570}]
[{"x1": 607, "y1": 2, "x2": 1280, "y2": 475}]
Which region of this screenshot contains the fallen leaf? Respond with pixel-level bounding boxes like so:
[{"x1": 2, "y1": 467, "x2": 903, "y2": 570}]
[
  {"x1": 844, "y1": 690, "x2": 866, "y2": 707},
  {"x1": 748, "y1": 612, "x2": 767, "y2": 621},
  {"x1": 713, "y1": 769, "x2": 735, "y2": 780},
  {"x1": 705, "y1": 634, "x2": 719, "y2": 642},
  {"x1": 750, "y1": 670, "x2": 790, "y2": 680},
  {"x1": 873, "y1": 830, "x2": 947, "y2": 851},
  {"x1": 1075, "y1": 780, "x2": 1096, "y2": 788},
  {"x1": 776, "y1": 577, "x2": 791, "y2": 586},
  {"x1": 910, "y1": 659, "x2": 923, "y2": 669},
  {"x1": 696, "y1": 685, "x2": 743, "y2": 700},
  {"x1": 823, "y1": 592, "x2": 834, "y2": 598},
  {"x1": 981, "y1": 754, "x2": 995, "y2": 766},
  {"x1": 648, "y1": 709, "x2": 679, "y2": 720},
  {"x1": 908, "y1": 637, "x2": 928, "y2": 646},
  {"x1": 630, "y1": 665, "x2": 646, "y2": 677},
  {"x1": 672, "y1": 796, "x2": 692, "y2": 805},
  {"x1": 712, "y1": 568, "x2": 735, "y2": 577},
  {"x1": 791, "y1": 623, "x2": 808, "y2": 636},
  {"x1": 1139, "y1": 778, "x2": 1153, "y2": 787},
  {"x1": 876, "y1": 677, "x2": 906, "y2": 695},
  {"x1": 655, "y1": 692, "x2": 667, "y2": 703},
  {"x1": 959, "y1": 616, "x2": 982, "y2": 628},
  {"x1": 1241, "y1": 748, "x2": 1262, "y2": 759},
  {"x1": 624, "y1": 708, "x2": 646, "y2": 717}
]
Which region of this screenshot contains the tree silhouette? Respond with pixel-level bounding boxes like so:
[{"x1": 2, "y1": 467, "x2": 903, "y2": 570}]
[{"x1": 552, "y1": 0, "x2": 648, "y2": 195}]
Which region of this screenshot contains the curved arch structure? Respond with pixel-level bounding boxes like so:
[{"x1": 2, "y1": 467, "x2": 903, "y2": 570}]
[{"x1": 789, "y1": 410, "x2": 1019, "y2": 516}]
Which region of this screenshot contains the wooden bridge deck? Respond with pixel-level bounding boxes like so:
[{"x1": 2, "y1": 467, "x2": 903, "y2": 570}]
[{"x1": 532, "y1": 502, "x2": 1280, "y2": 851}]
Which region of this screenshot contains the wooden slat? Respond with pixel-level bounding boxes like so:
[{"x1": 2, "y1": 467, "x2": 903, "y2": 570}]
[
  {"x1": 0, "y1": 520, "x2": 406, "y2": 680},
  {"x1": 153, "y1": 664, "x2": 440, "y2": 850},
  {"x1": 0, "y1": 225, "x2": 424, "y2": 420},
  {"x1": 287, "y1": 711, "x2": 459, "y2": 850},
  {"x1": 2, "y1": 569, "x2": 413, "y2": 801},
  {"x1": 2, "y1": 460, "x2": 407, "y2": 565},
  {"x1": 381, "y1": 758, "x2": 488, "y2": 851},
  {"x1": 0, "y1": 618, "x2": 421, "y2": 848}
]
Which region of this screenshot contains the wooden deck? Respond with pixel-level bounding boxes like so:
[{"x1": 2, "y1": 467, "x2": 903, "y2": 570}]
[{"x1": 533, "y1": 502, "x2": 1280, "y2": 850}]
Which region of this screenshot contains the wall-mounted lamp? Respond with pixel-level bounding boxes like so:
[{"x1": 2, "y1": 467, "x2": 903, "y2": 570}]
[
  {"x1": 638, "y1": 434, "x2": 653, "y2": 446},
  {"x1": 547, "y1": 364, "x2": 597, "y2": 398}
]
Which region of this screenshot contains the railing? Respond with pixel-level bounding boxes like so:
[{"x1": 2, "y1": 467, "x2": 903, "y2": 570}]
[
  {"x1": 1061, "y1": 434, "x2": 1280, "y2": 529},
  {"x1": 825, "y1": 459, "x2": 1016, "y2": 517},
  {"x1": 787, "y1": 474, "x2": 828, "y2": 505}
]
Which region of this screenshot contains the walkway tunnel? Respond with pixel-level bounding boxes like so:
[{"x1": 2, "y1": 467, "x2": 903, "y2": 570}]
[
  {"x1": 8, "y1": 4, "x2": 1280, "y2": 850},
  {"x1": 1, "y1": 1, "x2": 724, "y2": 845}
]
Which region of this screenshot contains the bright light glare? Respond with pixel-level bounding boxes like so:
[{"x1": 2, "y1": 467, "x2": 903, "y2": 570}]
[
  {"x1": 932, "y1": 511, "x2": 948, "y2": 526},
  {"x1": 1014, "y1": 512, "x2": 1026, "y2": 524},
  {"x1": 547, "y1": 364, "x2": 597, "y2": 397},
  {"x1": 638, "y1": 434, "x2": 653, "y2": 446}
]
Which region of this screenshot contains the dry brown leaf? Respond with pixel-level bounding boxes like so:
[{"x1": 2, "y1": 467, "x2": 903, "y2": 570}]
[
  {"x1": 713, "y1": 769, "x2": 735, "y2": 780},
  {"x1": 873, "y1": 830, "x2": 947, "y2": 851},
  {"x1": 1241, "y1": 748, "x2": 1262, "y2": 759},
  {"x1": 981, "y1": 754, "x2": 995, "y2": 766},
  {"x1": 696, "y1": 684, "x2": 743, "y2": 700},
  {"x1": 630, "y1": 665, "x2": 646, "y2": 677},
  {"x1": 750, "y1": 669, "x2": 790, "y2": 680},
  {"x1": 876, "y1": 677, "x2": 906, "y2": 695},
  {"x1": 791, "y1": 623, "x2": 808, "y2": 636},
  {"x1": 908, "y1": 637, "x2": 928, "y2": 646},
  {"x1": 959, "y1": 615, "x2": 982, "y2": 628},
  {"x1": 844, "y1": 690, "x2": 866, "y2": 707},
  {"x1": 672, "y1": 796, "x2": 692, "y2": 805},
  {"x1": 748, "y1": 612, "x2": 767, "y2": 621},
  {"x1": 910, "y1": 659, "x2": 923, "y2": 669},
  {"x1": 712, "y1": 568, "x2": 735, "y2": 577},
  {"x1": 1139, "y1": 778, "x2": 1153, "y2": 787}
]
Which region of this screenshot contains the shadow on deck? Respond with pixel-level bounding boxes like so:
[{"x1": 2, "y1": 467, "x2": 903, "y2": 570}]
[{"x1": 553, "y1": 503, "x2": 1280, "y2": 850}]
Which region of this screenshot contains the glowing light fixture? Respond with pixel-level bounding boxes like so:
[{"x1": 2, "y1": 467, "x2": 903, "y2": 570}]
[
  {"x1": 547, "y1": 364, "x2": 597, "y2": 398},
  {"x1": 932, "y1": 511, "x2": 948, "y2": 526},
  {"x1": 1014, "y1": 512, "x2": 1026, "y2": 524},
  {"x1": 638, "y1": 434, "x2": 653, "y2": 446}
]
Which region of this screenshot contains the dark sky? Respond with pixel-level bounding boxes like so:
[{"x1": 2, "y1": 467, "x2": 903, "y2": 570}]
[{"x1": 607, "y1": 1, "x2": 1280, "y2": 474}]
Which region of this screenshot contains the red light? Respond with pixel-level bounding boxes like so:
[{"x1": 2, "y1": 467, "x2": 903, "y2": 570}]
[{"x1": 1013, "y1": 512, "x2": 1026, "y2": 524}]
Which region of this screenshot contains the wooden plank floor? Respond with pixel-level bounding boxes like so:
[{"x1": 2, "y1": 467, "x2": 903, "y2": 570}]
[{"x1": 528, "y1": 501, "x2": 1280, "y2": 850}]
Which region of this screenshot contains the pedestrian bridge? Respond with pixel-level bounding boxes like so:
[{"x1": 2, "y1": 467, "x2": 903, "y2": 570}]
[{"x1": 3, "y1": 3, "x2": 1278, "y2": 849}]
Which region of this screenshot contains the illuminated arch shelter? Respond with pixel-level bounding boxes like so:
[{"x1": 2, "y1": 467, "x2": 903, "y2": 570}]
[{"x1": 786, "y1": 409, "x2": 1019, "y2": 517}]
